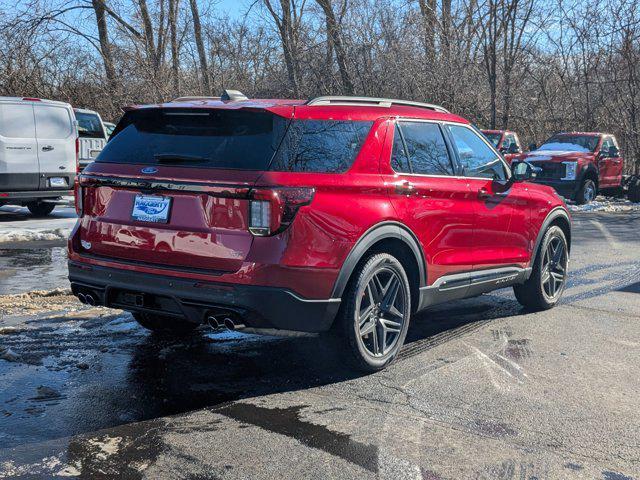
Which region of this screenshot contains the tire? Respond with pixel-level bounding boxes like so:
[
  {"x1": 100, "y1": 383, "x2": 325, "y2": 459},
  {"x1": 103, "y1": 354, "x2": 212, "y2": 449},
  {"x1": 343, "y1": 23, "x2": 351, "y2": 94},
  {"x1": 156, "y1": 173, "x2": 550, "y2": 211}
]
[
  {"x1": 514, "y1": 225, "x2": 569, "y2": 311},
  {"x1": 628, "y1": 177, "x2": 640, "y2": 203},
  {"x1": 574, "y1": 178, "x2": 597, "y2": 205},
  {"x1": 132, "y1": 312, "x2": 200, "y2": 336},
  {"x1": 27, "y1": 202, "x2": 55, "y2": 217},
  {"x1": 336, "y1": 253, "x2": 411, "y2": 372}
]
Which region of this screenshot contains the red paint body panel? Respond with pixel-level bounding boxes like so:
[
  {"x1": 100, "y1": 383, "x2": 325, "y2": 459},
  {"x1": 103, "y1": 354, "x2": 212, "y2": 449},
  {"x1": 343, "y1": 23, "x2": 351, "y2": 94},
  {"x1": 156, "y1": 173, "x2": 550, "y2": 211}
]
[{"x1": 69, "y1": 98, "x2": 569, "y2": 307}]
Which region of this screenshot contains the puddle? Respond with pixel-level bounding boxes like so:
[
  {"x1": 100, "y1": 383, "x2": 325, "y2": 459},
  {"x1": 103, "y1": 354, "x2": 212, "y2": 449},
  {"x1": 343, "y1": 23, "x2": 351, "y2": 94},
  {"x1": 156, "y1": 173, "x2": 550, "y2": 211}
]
[{"x1": 0, "y1": 247, "x2": 68, "y2": 295}]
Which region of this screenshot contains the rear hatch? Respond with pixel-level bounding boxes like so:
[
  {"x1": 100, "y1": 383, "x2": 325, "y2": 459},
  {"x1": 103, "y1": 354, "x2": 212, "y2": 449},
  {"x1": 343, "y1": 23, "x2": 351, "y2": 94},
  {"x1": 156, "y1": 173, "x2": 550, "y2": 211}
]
[{"x1": 77, "y1": 107, "x2": 288, "y2": 273}]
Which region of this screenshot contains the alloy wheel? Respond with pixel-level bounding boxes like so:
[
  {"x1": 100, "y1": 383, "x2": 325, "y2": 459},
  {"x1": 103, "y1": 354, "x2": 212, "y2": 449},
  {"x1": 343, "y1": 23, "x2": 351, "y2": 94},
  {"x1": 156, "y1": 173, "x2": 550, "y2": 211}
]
[
  {"x1": 356, "y1": 267, "x2": 407, "y2": 357},
  {"x1": 541, "y1": 236, "x2": 568, "y2": 300},
  {"x1": 584, "y1": 182, "x2": 596, "y2": 203}
]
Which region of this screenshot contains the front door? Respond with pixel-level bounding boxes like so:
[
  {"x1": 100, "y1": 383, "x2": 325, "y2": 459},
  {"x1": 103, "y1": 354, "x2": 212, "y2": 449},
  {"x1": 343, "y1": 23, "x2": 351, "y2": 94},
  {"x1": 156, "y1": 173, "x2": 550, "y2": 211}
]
[
  {"x1": 444, "y1": 124, "x2": 531, "y2": 270},
  {"x1": 382, "y1": 120, "x2": 475, "y2": 287},
  {"x1": 34, "y1": 104, "x2": 76, "y2": 190},
  {"x1": 598, "y1": 136, "x2": 624, "y2": 188}
]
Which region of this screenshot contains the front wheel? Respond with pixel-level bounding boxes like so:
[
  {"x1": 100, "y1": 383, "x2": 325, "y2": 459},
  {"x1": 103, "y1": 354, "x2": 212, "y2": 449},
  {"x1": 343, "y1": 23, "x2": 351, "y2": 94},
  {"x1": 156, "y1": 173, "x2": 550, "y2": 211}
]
[
  {"x1": 132, "y1": 312, "x2": 200, "y2": 336},
  {"x1": 574, "y1": 179, "x2": 597, "y2": 205},
  {"x1": 27, "y1": 201, "x2": 55, "y2": 217},
  {"x1": 514, "y1": 226, "x2": 569, "y2": 311},
  {"x1": 337, "y1": 253, "x2": 411, "y2": 372}
]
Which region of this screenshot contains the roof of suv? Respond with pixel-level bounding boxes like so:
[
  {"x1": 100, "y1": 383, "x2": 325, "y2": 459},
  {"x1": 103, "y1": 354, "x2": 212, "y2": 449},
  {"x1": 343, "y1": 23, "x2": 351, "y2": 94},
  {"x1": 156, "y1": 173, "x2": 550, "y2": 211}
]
[{"x1": 125, "y1": 96, "x2": 470, "y2": 124}]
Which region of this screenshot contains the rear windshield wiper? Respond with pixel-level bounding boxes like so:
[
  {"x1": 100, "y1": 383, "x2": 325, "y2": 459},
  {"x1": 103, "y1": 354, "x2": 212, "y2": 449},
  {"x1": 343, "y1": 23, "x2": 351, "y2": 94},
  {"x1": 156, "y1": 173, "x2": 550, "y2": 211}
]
[{"x1": 153, "y1": 153, "x2": 209, "y2": 164}]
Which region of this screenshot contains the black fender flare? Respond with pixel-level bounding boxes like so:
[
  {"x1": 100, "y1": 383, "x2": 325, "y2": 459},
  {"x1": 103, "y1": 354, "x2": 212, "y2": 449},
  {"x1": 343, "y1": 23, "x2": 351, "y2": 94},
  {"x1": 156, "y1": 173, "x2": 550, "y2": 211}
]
[
  {"x1": 530, "y1": 207, "x2": 572, "y2": 268},
  {"x1": 330, "y1": 222, "x2": 426, "y2": 298}
]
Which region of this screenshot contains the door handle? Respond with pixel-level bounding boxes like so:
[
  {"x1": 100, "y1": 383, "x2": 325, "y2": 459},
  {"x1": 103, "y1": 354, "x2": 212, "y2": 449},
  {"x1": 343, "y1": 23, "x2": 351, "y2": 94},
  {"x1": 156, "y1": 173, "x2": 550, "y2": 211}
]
[
  {"x1": 395, "y1": 180, "x2": 416, "y2": 195},
  {"x1": 478, "y1": 187, "x2": 491, "y2": 199},
  {"x1": 41, "y1": 145, "x2": 54, "y2": 152}
]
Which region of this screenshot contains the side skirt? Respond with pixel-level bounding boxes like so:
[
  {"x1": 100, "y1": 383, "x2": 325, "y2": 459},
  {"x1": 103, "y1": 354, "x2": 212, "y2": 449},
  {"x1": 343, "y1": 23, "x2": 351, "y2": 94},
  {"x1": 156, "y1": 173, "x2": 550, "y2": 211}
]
[{"x1": 417, "y1": 266, "x2": 532, "y2": 311}]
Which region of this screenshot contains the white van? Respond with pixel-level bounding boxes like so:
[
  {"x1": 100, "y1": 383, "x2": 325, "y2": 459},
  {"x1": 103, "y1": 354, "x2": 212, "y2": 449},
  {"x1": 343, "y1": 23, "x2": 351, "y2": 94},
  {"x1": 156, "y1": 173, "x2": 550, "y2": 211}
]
[
  {"x1": 0, "y1": 97, "x2": 77, "y2": 216},
  {"x1": 74, "y1": 108, "x2": 107, "y2": 171}
]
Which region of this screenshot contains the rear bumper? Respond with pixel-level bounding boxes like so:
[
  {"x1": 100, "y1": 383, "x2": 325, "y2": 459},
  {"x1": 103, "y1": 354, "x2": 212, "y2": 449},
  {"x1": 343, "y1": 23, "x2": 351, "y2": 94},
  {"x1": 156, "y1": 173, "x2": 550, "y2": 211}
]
[
  {"x1": 0, "y1": 190, "x2": 73, "y2": 203},
  {"x1": 68, "y1": 261, "x2": 341, "y2": 333}
]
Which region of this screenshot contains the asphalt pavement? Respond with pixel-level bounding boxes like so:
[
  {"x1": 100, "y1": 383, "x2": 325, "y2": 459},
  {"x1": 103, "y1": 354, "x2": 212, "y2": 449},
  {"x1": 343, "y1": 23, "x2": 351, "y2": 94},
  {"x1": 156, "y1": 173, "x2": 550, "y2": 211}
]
[{"x1": 0, "y1": 210, "x2": 639, "y2": 479}]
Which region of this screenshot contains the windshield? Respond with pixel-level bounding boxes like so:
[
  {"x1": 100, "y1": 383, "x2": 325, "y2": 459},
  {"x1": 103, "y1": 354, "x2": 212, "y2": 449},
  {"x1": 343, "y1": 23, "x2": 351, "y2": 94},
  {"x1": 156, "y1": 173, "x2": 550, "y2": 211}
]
[
  {"x1": 482, "y1": 132, "x2": 502, "y2": 148},
  {"x1": 76, "y1": 111, "x2": 105, "y2": 139},
  {"x1": 538, "y1": 134, "x2": 599, "y2": 153}
]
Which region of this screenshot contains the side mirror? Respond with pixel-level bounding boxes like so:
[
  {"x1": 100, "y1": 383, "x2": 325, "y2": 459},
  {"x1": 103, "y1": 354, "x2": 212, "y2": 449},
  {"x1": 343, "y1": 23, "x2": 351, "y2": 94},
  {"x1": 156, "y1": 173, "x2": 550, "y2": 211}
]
[
  {"x1": 512, "y1": 161, "x2": 539, "y2": 181},
  {"x1": 508, "y1": 143, "x2": 520, "y2": 154},
  {"x1": 528, "y1": 143, "x2": 537, "y2": 152},
  {"x1": 499, "y1": 146, "x2": 508, "y2": 154},
  {"x1": 609, "y1": 146, "x2": 619, "y2": 157}
]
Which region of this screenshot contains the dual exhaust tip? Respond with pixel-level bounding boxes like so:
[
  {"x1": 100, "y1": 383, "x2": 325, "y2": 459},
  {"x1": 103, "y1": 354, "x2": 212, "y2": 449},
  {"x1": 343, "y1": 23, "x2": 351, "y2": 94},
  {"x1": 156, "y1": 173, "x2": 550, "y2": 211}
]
[
  {"x1": 206, "y1": 314, "x2": 245, "y2": 331},
  {"x1": 77, "y1": 291, "x2": 98, "y2": 306}
]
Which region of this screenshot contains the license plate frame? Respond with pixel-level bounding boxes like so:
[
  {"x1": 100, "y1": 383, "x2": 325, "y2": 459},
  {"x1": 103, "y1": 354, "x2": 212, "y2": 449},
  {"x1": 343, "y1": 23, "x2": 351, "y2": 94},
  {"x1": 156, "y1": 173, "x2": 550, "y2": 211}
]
[{"x1": 131, "y1": 195, "x2": 172, "y2": 224}]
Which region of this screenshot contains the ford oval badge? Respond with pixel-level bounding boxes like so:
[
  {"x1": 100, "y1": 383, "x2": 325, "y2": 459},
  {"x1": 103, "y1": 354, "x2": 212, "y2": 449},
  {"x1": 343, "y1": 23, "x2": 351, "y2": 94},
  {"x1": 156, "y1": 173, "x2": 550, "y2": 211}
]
[{"x1": 141, "y1": 167, "x2": 158, "y2": 174}]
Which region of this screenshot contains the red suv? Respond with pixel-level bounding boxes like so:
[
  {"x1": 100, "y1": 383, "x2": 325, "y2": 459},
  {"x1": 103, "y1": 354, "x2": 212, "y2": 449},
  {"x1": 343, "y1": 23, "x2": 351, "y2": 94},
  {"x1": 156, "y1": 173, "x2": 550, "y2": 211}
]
[{"x1": 68, "y1": 94, "x2": 571, "y2": 371}]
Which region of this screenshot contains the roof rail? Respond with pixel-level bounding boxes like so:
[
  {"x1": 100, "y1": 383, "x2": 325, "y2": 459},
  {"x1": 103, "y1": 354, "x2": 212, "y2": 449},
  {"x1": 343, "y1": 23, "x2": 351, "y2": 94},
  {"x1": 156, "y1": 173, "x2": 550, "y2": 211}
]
[
  {"x1": 171, "y1": 96, "x2": 221, "y2": 102},
  {"x1": 306, "y1": 96, "x2": 449, "y2": 113}
]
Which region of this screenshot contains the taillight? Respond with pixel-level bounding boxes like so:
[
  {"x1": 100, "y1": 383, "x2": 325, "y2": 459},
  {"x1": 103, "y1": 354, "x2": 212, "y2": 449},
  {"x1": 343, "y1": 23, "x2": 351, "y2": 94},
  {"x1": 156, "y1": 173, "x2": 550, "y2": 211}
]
[
  {"x1": 248, "y1": 187, "x2": 315, "y2": 236},
  {"x1": 75, "y1": 138, "x2": 80, "y2": 173},
  {"x1": 74, "y1": 179, "x2": 83, "y2": 216}
]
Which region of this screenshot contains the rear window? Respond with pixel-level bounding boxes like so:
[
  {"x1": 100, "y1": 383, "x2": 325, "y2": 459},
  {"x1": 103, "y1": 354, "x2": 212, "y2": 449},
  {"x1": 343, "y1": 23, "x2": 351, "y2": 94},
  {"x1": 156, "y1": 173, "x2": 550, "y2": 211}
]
[
  {"x1": 76, "y1": 111, "x2": 105, "y2": 139},
  {"x1": 100, "y1": 109, "x2": 372, "y2": 172}
]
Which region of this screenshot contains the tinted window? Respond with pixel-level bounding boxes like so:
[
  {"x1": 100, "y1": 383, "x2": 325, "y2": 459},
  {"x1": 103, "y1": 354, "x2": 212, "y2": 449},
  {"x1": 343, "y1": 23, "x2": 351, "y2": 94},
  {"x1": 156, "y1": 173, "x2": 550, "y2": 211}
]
[
  {"x1": 448, "y1": 125, "x2": 507, "y2": 180},
  {"x1": 399, "y1": 122, "x2": 453, "y2": 175},
  {"x1": 271, "y1": 120, "x2": 372, "y2": 173},
  {"x1": 0, "y1": 104, "x2": 35, "y2": 138},
  {"x1": 76, "y1": 111, "x2": 105, "y2": 139},
  {"x1": 35, "y1": 105, "x2": 72, "y2": 139},
  {"x1": 600, "y1": 136, "x2": 614, "y2": 156},
  {"x1": 100, "y1": 109, "x2": 287, "y2": 170},
  {"x1": 391, "y1": 125, "x2": 411, "y2": 172},
  {"x1": 483, "y1": 132, "x2": 502, "y2": 148}
]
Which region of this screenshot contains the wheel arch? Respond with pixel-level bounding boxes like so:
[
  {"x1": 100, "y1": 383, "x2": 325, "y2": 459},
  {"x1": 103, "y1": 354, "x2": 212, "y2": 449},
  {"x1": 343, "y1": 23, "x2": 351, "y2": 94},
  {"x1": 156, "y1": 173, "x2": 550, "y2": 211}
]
[
  {"x1": 330, "y1": 222, "x2": 426, "y2": 311},
  {"x1": 580, "y1": 164, "x2": 599, "y2": 188},
  {"x1": 530, "y1": 207, "x2": 572, "y2": 267}
]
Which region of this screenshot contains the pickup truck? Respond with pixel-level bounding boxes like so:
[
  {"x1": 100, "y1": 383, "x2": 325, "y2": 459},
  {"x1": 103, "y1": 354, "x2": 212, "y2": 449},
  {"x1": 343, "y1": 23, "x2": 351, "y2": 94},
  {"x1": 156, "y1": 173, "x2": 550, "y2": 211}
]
[
  {"x1": 481, "y1": 129, "x2": 523, "y2": 164},
  {"x1": 514, "y1": 132, "x2": 624, "y2": 204}
]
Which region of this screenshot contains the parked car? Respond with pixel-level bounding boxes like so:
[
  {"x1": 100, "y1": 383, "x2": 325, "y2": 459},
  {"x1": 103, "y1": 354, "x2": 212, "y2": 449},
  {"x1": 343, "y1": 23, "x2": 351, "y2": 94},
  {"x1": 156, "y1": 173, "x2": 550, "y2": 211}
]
[
  {"x1": 514, "y1": 132, "x2": 624, "y2": 204},
  {"x1": 481, "y1": 129, "x2": 523, "y2": 163},
  {"x1": 68, "y1": 93, "x2": 571, "y2": 371},
  {"x1": 0, "y1": 96, "x2": 76, "y2": 216},
  {"x1": 74, "y1": 108, "x2": 108, "y2": 171},
  {"x1": 103, "y1": 122, "x2": 116, "y2": 138}
]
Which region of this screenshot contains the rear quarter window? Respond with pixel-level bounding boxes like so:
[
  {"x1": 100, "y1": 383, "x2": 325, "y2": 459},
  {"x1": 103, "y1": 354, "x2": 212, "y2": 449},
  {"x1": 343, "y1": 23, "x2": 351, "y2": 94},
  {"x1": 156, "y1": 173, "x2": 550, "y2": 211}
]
[
  {"x1": 35, "y1": 105, "x2": 73, "y2": 139},
  {"x1": 270, "y1": 120, "x2": 373, "y2": 173},
  {"x1": 0, "y1": 104, "x2": 36, "y2": 138}
]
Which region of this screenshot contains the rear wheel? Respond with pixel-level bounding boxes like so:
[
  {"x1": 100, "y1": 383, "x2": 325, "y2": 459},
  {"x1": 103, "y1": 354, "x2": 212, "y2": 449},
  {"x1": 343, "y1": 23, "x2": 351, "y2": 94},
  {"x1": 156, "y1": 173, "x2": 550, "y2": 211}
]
[
  {"x1": 132, "y1": 312, "x2": 200, "y2": 336},
  {"x1": 514, "y1": 226, "x2": 568, "y2": 311},
  {"x1": 27, "y1": 201, "x2": 55, "y2": 217},
  {"x1": 628, "y1": 177, "x2": 640, "y2": 203},
  {"x1": 337, "y1": 253, "x2": 411, "y2": 372},
  {"x1": 574, "y1": 179, "x2": 597, "y2": 205}
]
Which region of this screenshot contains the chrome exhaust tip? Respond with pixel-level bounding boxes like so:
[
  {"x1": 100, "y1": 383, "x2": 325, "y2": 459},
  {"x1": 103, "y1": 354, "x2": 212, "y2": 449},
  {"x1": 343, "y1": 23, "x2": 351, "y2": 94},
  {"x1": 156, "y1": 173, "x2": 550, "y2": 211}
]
[
  {"x1": 77, "y1": 293, "x2": 87, "y2": 304},
  {"x1": 223, "y1": 317, "x2": 245, "y2": 331},
  {"x1": 85, "y1": 294, "x2": 96, "y2": 306},
  {"x1": 206, "y1": 315, "x2": 222, "y2": 329}
]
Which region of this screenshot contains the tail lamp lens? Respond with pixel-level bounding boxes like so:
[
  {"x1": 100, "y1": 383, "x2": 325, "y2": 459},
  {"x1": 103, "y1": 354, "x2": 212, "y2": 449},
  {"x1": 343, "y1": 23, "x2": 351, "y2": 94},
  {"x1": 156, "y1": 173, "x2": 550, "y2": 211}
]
[
  {"x1": 249, "y1": 200, "x2": 271, "y2": 236},
  {"x1": 74, "y1": 179, "x2": 83, "y2": 216}
]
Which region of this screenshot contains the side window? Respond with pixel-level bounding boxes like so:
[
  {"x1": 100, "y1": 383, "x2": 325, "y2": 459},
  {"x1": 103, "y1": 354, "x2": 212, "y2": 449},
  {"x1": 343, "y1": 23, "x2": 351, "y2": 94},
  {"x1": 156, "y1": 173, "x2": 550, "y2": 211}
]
[
  {"x1": 391, "y1": 125, "x2": 411, "y2": 173},
  {"x1": 35, "y1": 106, "x2": 72, "y2": 139},
  {"x1": 270, "y1": 120, "x2": 372, "y2": 173},
  {"x1": 447, "y1": 125, "x2": 507, "y2": 180},
  {"x1": 399, "y1": 122, "x2": 454, "y2": 175},
  {"x1": 0, "y1": 104, "x2": 36, "y2": 139}
]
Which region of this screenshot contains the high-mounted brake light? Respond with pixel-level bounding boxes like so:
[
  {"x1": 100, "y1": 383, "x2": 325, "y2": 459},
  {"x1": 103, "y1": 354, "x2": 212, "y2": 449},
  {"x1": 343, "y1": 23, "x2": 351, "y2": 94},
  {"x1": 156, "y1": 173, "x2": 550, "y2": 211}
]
[
  {"x1": 22, "y1": 97, "x2": 41, "y2": 102},
  {"x1": 248, "y1": 187, "x2": 315, "y2": 236}
]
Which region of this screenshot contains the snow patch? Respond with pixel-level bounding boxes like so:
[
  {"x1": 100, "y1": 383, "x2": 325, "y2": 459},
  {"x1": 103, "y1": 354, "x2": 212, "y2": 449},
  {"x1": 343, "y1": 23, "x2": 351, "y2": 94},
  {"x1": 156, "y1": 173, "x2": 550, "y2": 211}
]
[
  {"x1": 567, "y1": 196, "x2": 640, "y2": 213},
  {"x1": 0, "y1": 227, "x2": 72, "y2": 243}
]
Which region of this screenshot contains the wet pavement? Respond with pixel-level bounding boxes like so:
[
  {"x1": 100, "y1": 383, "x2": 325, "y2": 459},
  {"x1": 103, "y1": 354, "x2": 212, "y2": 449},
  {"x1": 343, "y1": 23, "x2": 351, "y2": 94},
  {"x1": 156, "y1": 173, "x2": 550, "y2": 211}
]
[{"x1": 0, "y1": 212, "x2": 639, "y2": 479}]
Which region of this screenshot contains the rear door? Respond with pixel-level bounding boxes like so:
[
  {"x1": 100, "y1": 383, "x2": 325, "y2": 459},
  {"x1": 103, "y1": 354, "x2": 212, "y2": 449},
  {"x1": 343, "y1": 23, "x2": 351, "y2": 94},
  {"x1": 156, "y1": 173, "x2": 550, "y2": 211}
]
[
  {"x1": 0, "y1": 101, "x2": 39, "y2": 191},
  {"x1": 34, "y1": 104, "x2": 76, "y2": 190},
  {"x1": 384, "y1": 120, "x2": 474, "y2": 286},
  {"x1": 444, "y1": 124, "x2": 531, "y2": 269}
]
